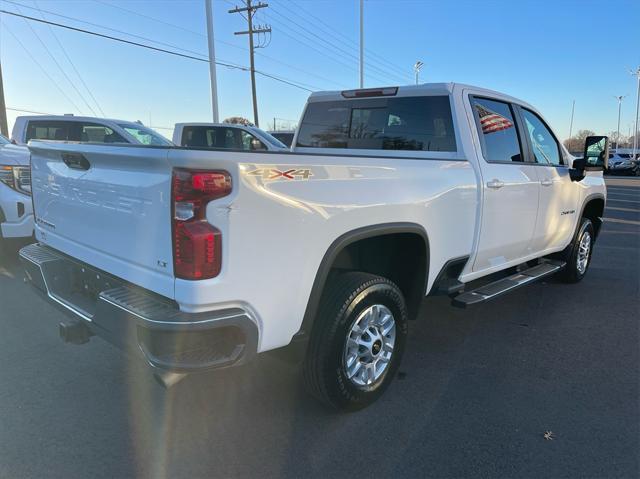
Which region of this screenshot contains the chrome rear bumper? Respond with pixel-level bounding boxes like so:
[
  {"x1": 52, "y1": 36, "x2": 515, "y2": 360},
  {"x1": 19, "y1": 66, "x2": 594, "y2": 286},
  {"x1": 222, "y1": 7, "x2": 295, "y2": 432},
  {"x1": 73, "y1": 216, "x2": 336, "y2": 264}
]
[{"x1": 20, "y1": 243, "x2": 258, "y2": 373}]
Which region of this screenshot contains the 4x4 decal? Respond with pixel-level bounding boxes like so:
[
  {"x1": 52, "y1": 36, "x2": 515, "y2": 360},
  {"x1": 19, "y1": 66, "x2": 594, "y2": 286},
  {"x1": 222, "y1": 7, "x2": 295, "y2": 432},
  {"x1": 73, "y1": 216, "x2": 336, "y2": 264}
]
[{"x1": 246, "y1": 168, "x2": 313, "y2": 181}]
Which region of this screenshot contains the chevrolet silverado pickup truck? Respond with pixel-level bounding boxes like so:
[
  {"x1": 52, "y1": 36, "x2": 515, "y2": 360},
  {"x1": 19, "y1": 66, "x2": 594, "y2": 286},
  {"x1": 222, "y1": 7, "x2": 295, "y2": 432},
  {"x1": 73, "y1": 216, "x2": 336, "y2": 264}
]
[{"x1": 21, "y1": 83, "x2": 608, "y2": 411}]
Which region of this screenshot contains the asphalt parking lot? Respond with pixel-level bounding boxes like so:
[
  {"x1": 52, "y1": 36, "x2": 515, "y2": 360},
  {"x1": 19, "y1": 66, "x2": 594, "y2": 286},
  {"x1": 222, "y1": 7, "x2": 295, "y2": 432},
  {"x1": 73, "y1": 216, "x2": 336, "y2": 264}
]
[{"x1": 0, "y1": 177, "x2": 638, "y2": 479}]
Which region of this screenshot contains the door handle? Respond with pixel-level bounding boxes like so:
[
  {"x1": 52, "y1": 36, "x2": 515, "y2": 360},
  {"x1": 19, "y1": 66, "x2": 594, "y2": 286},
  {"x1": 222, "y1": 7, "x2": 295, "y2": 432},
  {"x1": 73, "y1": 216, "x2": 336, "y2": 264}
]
[
  {"x1": 486, "y1": 179, "x2": 504, "y2": 189},
  {"x1": 540, "y1": 179, "x2": 553, "y2": 187}
]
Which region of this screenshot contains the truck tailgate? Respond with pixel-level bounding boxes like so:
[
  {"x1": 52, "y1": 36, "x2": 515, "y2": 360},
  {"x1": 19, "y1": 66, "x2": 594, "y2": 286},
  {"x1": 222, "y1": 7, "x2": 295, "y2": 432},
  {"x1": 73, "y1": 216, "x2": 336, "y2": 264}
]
[{"x1": 29, "y1": 142, "x2": 175, "y2": 299}]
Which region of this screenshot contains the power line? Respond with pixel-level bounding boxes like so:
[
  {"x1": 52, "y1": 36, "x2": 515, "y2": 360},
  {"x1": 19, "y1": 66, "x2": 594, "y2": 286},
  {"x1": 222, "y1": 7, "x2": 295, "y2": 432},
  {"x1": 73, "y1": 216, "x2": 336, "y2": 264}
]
[
  {"x1": 7, "y1": 106, "x2": 54, "y2": 115},
  {"x1": 93, "y1": 0, "x2": 203, "y2": 37},
  {"x1": 3, "y1": 3, "x2": 323, "y2": 90},
  {"x1": 11, "y1": 3, "x2": 96, "y2": 115},
  {"x1": 1, "y1": 20, "x2": 83, "y2": 114},
  {"x1": 0, "y1": 9, "x2": 314, "y2": 93},
  {"x1": 90, "y1": 0, "x2": 346, "y2": 90},
  {"x1": 33, "y1": 0, "x2": 106, "y2": 117},
  {"x1": 280, "y1": 0, "x2": 413, "y2": 82},
  {"x1": 267, "y1": 4, "x2": 407, "y2": 85},
  {"x1": 2, "y1": 0, "x2": 215, "y2": 59},
  {"x1": 257, "y1": 11, "x2": 361, "y2": 75},
  {"x1": 93, "y1": 0, "x2": 346, "y2": 90},
  {"x1": 261, "y1": 8, "x2": 398, "y2": 86}
]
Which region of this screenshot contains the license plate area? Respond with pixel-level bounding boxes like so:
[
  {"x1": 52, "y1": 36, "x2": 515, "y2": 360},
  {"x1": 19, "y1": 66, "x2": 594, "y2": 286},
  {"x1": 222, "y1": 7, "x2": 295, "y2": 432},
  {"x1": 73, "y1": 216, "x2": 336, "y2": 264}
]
[{"x1": 44, "y1": 258, "x2": 122, "y2": 321}]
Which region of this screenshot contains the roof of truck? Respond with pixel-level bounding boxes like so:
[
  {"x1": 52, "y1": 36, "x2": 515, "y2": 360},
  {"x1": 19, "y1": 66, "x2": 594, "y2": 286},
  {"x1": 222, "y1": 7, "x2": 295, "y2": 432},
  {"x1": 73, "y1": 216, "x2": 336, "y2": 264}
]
[
  {"x1": 14, "y1": 115, "x2": 142, "y2": 124},
  {"x1": 307, "y1": 82, "x2": 531, "y2": 109}
]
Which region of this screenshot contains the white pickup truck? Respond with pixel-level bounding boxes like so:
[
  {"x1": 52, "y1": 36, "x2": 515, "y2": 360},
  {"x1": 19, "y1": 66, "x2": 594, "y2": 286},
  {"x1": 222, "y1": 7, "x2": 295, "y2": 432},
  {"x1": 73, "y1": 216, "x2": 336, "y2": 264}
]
[{"x1": 21, "y1": 83, "x2": 607, "y2": 411}]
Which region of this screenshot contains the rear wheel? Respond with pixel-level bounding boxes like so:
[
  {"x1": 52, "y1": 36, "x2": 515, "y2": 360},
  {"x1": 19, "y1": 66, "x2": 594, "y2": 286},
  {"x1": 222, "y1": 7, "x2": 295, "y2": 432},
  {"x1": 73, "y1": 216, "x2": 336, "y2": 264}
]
[
  {"x1": 303, "y1": 272, "x2": 408, "y2": 411},
  {"x1": 558, "y1": 218, "x2": 594, "y2": 283}
]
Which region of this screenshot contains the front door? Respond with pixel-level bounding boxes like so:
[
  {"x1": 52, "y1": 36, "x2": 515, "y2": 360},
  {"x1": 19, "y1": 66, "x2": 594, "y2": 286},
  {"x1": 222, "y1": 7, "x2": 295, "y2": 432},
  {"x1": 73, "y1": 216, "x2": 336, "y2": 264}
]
[
  {"x1": 518, "y1": 107, "x2": 580, "y2": 253},
  {"x1": 467, "y1": 95, "x2": 540, "y2": 273}
]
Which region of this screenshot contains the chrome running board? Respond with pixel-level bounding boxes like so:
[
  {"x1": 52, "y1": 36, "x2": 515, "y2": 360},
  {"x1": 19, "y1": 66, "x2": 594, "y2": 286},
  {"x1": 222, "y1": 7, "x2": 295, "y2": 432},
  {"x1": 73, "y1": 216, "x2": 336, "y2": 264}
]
[{"x1": 452, "y1": 260, "x2": 566, "y2": 308}]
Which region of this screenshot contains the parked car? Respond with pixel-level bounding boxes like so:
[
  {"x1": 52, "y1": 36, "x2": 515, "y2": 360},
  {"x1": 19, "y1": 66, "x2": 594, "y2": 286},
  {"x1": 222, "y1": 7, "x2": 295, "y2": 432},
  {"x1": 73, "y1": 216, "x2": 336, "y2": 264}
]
[
  {"x1": 173, "y1": 123, "x2": 288, "y2": 151},
  {"x1": 21, "y1": 83, "x2": 607, "y2": 411},
  {"x1": 268, "y1": 130, "x2": 295, "y2": 147},
  {"x1": 0, "y1": 133, "x2": 32, "y2": 250},
  {"x1": 11, "y1": 115, "x2": 172, "y2": 146},
  {"x1": 608, "y1": 149, "x2": 640, "y2": 176},
  {"x1": 5, "y1": 116, "x2": 172, "y2": 241}
]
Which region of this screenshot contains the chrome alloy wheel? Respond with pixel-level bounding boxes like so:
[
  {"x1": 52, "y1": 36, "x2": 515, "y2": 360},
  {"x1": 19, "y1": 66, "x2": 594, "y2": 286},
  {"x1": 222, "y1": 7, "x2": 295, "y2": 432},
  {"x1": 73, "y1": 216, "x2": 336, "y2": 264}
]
[
  {"x1": 343, "y1": 304, "x2": 396, "y2": 387},
  {"x1": 577, "y1": 230, "x2": 592, "y2": 275}
]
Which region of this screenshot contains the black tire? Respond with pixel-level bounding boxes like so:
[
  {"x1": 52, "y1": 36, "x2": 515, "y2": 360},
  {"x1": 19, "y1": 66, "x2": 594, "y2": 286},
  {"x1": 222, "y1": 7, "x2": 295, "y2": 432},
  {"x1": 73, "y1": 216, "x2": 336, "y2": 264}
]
[
  {"x1": 558, "y1": 218, "x2": 595, "y2": 283},
  {"x1": 303, "y1": 271, "x2": 408, "y2": 411}
]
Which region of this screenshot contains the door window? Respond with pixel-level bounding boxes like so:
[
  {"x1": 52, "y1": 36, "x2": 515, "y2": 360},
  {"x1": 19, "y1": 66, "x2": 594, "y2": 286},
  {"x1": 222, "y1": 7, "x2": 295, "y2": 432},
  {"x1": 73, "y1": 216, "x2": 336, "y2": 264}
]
[
  {"x1": 471, "y1": 97, "x2": 523, "y2": 163},
  {"x1": 26, "y1": 120, "x2": 126, "y2": 143},
  {"x1": 521, "y1": 109, "x2": 562, "y2": 165},
  {"x1": 240, "y1": 131, "x2": 265, "y2": 150}
]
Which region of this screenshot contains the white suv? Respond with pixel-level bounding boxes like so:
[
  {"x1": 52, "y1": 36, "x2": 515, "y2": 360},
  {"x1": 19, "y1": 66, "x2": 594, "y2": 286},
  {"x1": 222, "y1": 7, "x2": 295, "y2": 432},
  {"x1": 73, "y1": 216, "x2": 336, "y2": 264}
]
[{"x1": 0, "y1": 133, "x2": 32, "y2": 248}]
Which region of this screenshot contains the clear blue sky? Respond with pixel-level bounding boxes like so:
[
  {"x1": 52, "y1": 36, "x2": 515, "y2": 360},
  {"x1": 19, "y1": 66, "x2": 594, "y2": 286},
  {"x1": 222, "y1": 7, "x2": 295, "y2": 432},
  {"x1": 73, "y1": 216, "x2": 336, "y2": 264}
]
[{"x1": 1, "y1": 0, "x2": 639, "y2": 139}]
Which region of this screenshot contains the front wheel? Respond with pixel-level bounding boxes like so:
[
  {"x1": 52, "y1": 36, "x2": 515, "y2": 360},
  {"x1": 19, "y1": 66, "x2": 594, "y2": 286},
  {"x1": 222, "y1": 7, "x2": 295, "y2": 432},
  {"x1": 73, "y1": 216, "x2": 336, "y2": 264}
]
[
  {"x1": 558, "y1": 218, "x2": 595, "y2": 283},
  {"x1": 303, "y1": 272, "x2": 408, "y2": 411}
]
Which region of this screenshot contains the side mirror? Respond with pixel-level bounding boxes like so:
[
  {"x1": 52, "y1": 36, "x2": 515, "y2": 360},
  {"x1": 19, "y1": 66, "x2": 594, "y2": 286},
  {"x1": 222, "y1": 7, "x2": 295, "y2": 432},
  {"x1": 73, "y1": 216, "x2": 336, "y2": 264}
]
[
  {"x1": 250, "y1": 138, "x2": 266, "y2": 151},
  {"x1": 582, "y1": 136, "x2": 609, "y2": 170},
  {"x1": 571, "y1": 136, "x2": 609, "y2": 181}
]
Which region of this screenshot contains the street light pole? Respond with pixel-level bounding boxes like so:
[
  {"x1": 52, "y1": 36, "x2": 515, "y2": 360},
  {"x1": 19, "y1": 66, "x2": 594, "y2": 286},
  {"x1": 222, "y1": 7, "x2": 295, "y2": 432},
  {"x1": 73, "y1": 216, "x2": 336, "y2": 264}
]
[
  {"x1": 359, "y1": 0, "x2": 364, "y2": 88},
  {"x1": 414, "y1": 61, "x2": 424, "y2": 85},
  {"x1": 614, "y1": 95, "x2": 625, "y2": 150},
  {"x1": 205, "y1": 0, "x2": 219, "y2": 123},
  {"x1": 568, "y1": 100, "x2": 575, "y2": 139}
]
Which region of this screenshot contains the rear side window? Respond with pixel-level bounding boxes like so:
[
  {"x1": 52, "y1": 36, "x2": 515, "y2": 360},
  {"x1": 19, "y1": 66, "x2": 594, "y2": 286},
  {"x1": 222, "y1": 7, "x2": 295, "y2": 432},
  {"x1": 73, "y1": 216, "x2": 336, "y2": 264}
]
[
  {"x1": 26, "y1": 121, "x2": 127, "y2": 143},
  {"x1": 471, "y1": 97, "x2": 523, "y2": 163},
  {"x1": 296, "y1": 96, "x2": 457, "y2": 152},
  {"x1": 182, "y1": 126, "x2": 261, "y2": 150},
  {"x1": 272, "y1": 132, "x2": 294, "y2": 146}
]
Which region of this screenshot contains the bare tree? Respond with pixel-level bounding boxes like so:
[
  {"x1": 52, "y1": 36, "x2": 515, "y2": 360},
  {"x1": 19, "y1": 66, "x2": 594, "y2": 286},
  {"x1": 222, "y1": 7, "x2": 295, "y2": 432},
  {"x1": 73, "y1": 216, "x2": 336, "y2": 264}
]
[
  {"x1": 563, "y1": 129, "x2": 595, "y2": 153},
  {"x1": 223, "y1": 117, "x2": 254, "y2": 126}
]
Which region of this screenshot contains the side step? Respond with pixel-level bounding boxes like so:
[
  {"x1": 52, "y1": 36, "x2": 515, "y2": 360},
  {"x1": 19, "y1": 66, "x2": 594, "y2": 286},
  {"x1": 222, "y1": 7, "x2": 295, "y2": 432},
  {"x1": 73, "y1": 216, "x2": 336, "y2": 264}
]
[{"x1": 452, "y1": 260, "x2": 565, "y2": 308}]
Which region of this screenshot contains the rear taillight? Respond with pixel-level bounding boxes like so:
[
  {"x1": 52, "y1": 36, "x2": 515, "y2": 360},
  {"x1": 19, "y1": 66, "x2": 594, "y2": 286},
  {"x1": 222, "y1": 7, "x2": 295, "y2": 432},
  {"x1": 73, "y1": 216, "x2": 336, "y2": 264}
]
[{"x1": 171, "y1": 169, "x2": 231, "y2": 280}]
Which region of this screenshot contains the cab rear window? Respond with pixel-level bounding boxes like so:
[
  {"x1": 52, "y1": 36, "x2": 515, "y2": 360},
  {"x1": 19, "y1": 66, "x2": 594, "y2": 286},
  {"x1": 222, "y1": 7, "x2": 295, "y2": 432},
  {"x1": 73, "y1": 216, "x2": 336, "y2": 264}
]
[{"x1": 296, "y1": 96, "x2": 456, "y2": 152}]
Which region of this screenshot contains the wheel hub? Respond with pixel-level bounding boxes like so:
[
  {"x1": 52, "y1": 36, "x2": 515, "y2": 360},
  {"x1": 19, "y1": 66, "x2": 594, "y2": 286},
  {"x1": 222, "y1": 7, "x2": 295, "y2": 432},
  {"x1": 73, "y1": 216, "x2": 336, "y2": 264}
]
[
  {"x1": 577, "y1": 230, "x2": 592, "y2": 275},
  {"x1": 343, "y1": 304, "x2": 396, "y2": 387}
]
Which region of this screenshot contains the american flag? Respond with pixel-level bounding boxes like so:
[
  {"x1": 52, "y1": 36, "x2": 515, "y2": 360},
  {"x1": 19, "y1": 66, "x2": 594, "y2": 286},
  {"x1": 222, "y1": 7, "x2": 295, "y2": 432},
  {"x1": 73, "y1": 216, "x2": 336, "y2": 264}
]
[{"x1": 476, "y1": 104, "x2": 514, "y2": 134}]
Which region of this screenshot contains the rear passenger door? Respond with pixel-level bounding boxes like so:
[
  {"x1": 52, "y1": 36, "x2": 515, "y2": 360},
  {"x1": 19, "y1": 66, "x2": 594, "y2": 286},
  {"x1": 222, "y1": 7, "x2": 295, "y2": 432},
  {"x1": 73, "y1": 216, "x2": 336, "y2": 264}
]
[{"x1": 467, "y1": 96, "x2": 540, "y2": 273}]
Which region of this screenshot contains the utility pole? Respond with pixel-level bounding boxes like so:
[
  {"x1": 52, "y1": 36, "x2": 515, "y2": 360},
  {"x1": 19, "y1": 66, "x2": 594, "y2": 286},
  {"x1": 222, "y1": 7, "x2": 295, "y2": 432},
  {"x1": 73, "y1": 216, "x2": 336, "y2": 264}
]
[
  {"x1": 414, "y1": 61, "x2": 424, "y2": 85},
  {"x1": 205, "y1": 0, "x2": 219, "y2": 123},
  {"x1": 568, "y1": 100, "x2": 575, "y2": 139},
  {"x1": 631, "y1": 66, "x2": 640, "y2": 160},
  {"x1": 614, "y1": 95, "x2": 625, "y2": 150},
  {"x1": 359, "y1": 0, "x2": 364, "y2": 88},
  {"x1": 0, "y1": 60, "x2": 8, "y2": 137},
  {"x1": 229, "y1": 0, "x2": 271, "y2": 127}
]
